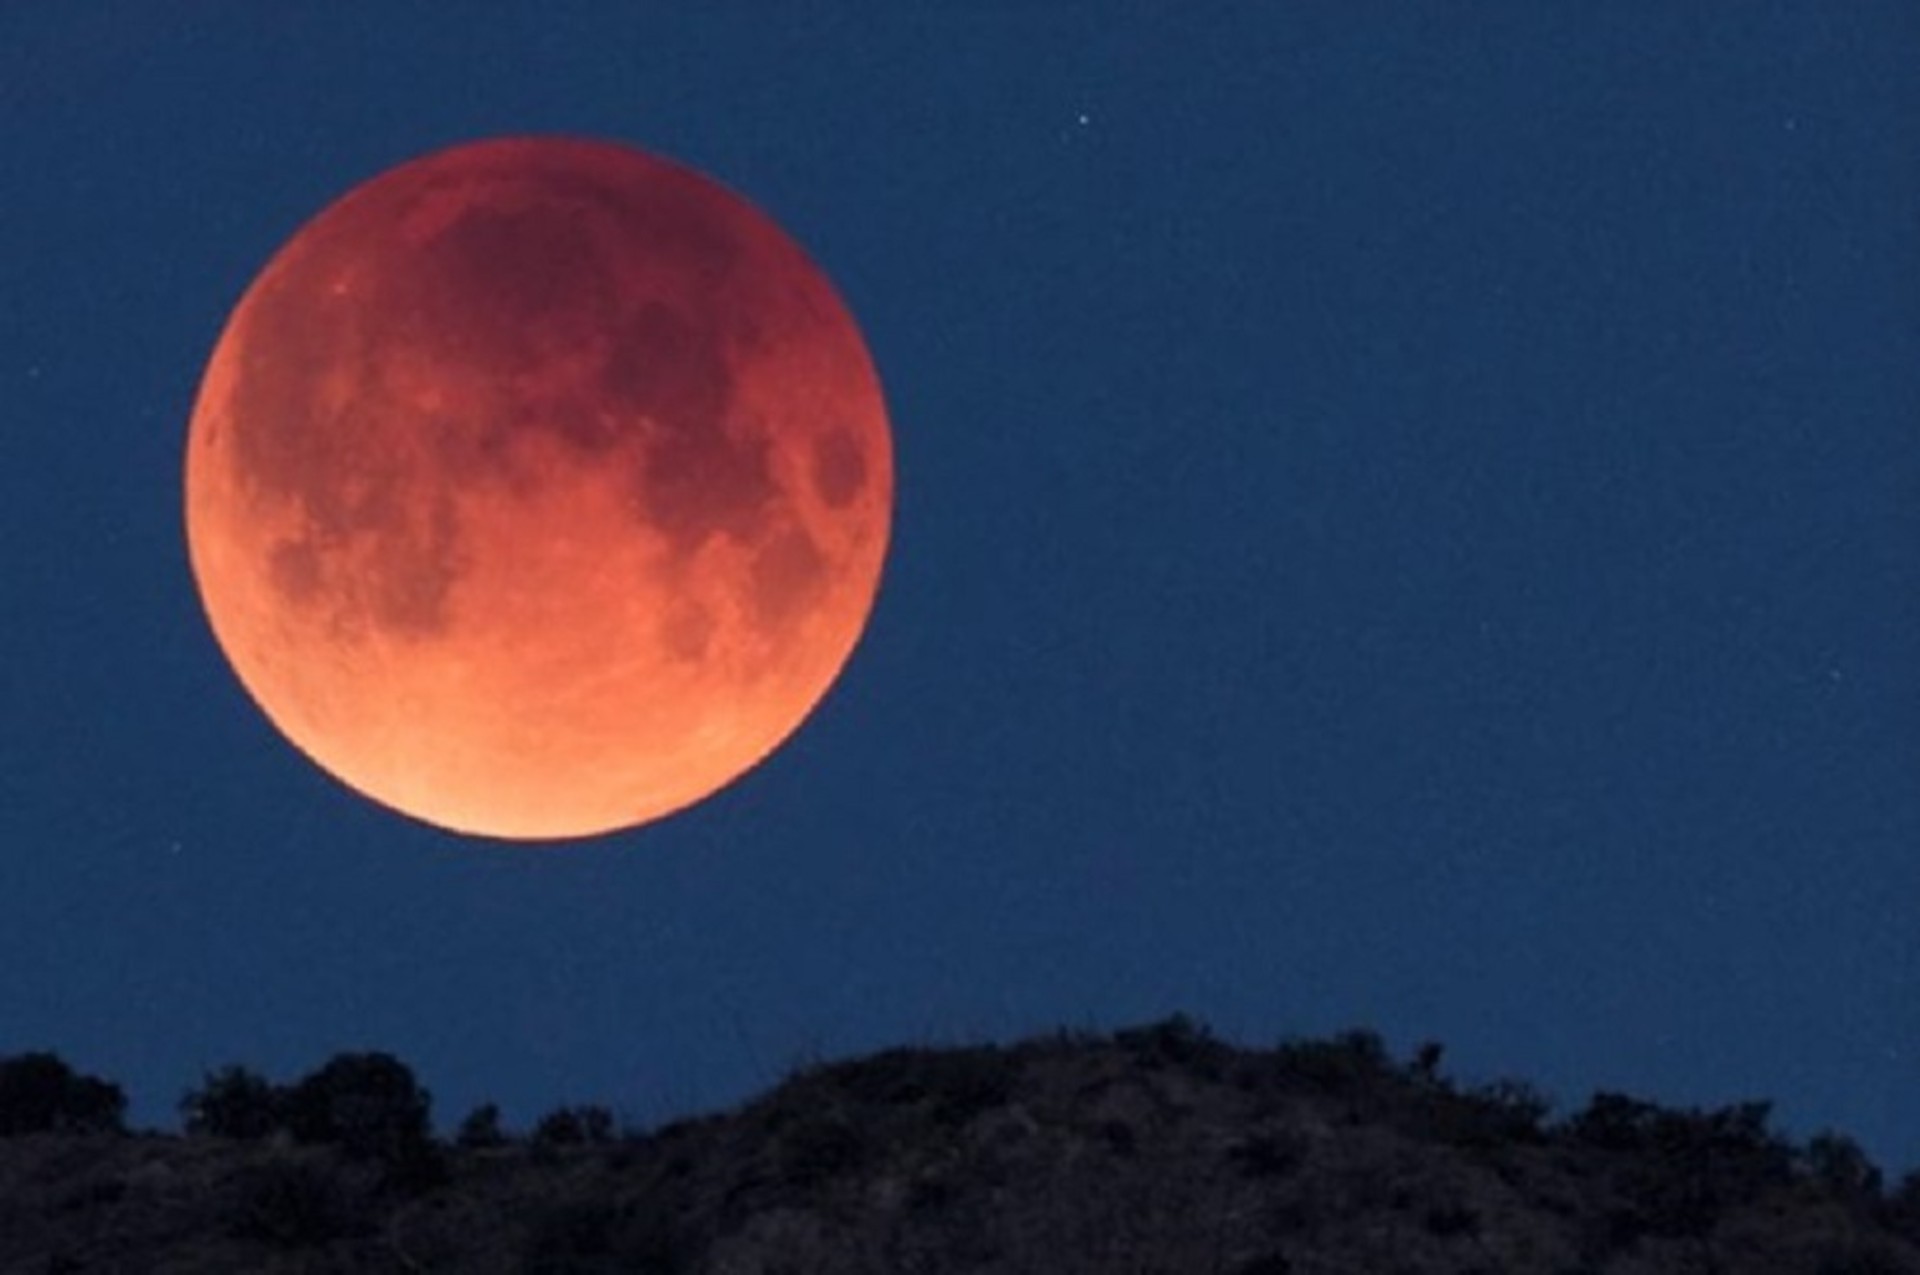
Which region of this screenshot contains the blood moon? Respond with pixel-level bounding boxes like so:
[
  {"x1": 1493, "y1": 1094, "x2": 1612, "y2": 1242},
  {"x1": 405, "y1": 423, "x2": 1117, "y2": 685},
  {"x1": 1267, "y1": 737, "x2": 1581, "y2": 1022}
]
[{"x1": 184, "y1": 137, "x2": 892, "y2": 841}]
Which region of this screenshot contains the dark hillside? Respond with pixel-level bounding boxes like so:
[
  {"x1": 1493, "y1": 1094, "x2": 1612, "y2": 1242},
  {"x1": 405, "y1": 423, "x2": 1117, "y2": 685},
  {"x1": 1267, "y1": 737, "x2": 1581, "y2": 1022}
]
[{"x1": 1, "y1": 1017, "x2": 1914, "y2": 1273}]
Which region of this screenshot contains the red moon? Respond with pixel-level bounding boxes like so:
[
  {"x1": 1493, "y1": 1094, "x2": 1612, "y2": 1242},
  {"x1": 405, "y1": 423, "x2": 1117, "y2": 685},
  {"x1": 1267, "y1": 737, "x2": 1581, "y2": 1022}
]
[{"x1": 184, "y1": 137, "x2": 892, "y2": 841}]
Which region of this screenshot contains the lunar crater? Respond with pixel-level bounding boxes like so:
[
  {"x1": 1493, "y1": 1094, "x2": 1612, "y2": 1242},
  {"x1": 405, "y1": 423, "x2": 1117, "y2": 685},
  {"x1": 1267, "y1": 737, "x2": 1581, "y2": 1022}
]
[
  {"x1": 811, "y1": 428, "x2": 869, "y2": 509},
  {"x1": 632, "y1": 409, "x2": 777, "y2": 557},
  {"x1": 750, "y1": 527, "x2": 831, "y2": 632}
]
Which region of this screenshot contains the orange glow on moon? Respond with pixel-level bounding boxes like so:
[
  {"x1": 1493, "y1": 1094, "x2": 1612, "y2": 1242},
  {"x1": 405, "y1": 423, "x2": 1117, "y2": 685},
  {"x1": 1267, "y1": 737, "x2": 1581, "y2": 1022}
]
[{"x1": 184, "y1": 137, "x2": 892, "y2": 841}]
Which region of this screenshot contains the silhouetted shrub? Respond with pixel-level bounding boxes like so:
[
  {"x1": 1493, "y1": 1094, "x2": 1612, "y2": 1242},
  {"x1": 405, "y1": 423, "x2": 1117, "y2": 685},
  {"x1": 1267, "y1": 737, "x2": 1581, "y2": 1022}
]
[
  {"x1": 533, "y1": 1108, "x2": 584, "y2": 1147},
  {"x1": 181, "y1": 1065, "x2": 282, "y2": 1140},
  {"x1": 1450, "y1": 1077, "x2": 1551, "y2": 1146},
  {"x1": 828, "y1": 1045, "x2": 1017, "y2": 1128},
  {"x1": 1803, "y1": 1131, "x2": 1883, "y2": 1203},
  {"x1": 0, "y1": 1052, "x2": 125, "y2": 1135},
  {"x1": 1115, "y1": 1013, "x2": 1227, "y2": 1075},
  {"x1": 533, "y1": 1104, "x2": 615, "y2": 1147},
  {"x1": 580, "y1": 1106, "x2": 616, "y2": 1142},
  {"x1": 1565, "y1": 1091, "x2": 1662, "y2": 1151},
  {"x1": 1597, "y1": 1098, "x2": 1794, "y2": 1238},
  {"x1": 1410, "y1": 1040, "x2": 1446, "y2": 1080},
  {"x1": 456, "y1": 1101, "x2": 507, "y2": 1149},
  {"x1": 1273, "y1": 1028, "x2": 1393, "y2": 1094}
]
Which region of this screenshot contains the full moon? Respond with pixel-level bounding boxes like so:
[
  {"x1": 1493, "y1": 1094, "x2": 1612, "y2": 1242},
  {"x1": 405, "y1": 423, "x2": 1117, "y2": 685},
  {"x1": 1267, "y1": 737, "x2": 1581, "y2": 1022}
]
[{"x1": 184, "y1": 136, "x2": 892, "y2": 841}]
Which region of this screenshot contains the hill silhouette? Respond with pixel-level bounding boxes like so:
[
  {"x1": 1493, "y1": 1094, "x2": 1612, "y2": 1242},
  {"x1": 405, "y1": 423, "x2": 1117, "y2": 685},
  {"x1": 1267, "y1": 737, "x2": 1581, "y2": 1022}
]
[{"x1": 1, "y1": 1015, "x2": 1914, "y2": 1273}]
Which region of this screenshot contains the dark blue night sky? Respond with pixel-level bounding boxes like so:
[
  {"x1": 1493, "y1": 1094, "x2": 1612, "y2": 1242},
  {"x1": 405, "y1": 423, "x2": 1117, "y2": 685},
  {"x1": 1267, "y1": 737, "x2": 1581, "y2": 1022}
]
[{"x1": 2, "y1": 4, "x2": 1914, "y2": 1172}]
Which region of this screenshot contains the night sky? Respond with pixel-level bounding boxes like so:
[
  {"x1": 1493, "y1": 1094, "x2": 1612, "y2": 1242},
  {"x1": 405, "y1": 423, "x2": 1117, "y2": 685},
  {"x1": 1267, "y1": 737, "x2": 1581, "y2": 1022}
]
[{"x1": 2, "y1": 4, "x2": 1914, "y2": 1173}]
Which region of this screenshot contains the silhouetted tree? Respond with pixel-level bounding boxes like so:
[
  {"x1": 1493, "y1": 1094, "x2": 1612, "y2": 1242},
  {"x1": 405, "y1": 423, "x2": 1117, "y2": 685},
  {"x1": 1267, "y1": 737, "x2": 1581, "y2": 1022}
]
[
  {"x1": 456, "y1": 1101, "x2": 507, "y2": 1149},
  {"x1": 283, "y1": 1052, "x2": 432, "y2": 1163},
  {"x1": 0, "y1": 1052, "x2": 125, "y2": 1135},
  {"x1": 180, "y1": 1064, "x2": 282, "y2": 1140}
]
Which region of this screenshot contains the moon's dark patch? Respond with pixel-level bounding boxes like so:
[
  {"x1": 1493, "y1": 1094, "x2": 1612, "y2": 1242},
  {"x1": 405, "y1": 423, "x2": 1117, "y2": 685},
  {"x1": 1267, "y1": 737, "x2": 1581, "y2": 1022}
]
[
  {"x1": 225, "y1": 284, "x2": 373, "y2": 511},
  {"x1": 365, "y1": 492, "x2": 466, "y2": 638},
  {"x1": 268, "y1": 536, "x2": 324, "y2": 607},
  {"x1": 225, "y1": 283, "x2": 466, "y2": 642},
  {"x1": 605, "y1": 302, "x2": 731, "y2": 431},
  {"x1": 632, "y1": 411, "x2": 777, "y2": 556},
  {"x1": 660, "y1": 600, "x2": 716, "y2": 664},
  {"x1": 258, "y1": 479, "x2": 465, "y2": 642},
  {"x1": 750, "y1": 526, "x2": 829, "y2": 631},
  {"x1": 811, "y1": 428, "x2": 868, "y2": 510}
]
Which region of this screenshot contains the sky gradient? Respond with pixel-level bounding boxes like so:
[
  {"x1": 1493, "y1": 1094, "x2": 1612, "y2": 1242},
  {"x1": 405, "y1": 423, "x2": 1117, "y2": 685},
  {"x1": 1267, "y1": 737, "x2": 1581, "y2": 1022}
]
[{"x1": 2, "y1": 4, "x2": 1915, "y2": 1172}]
